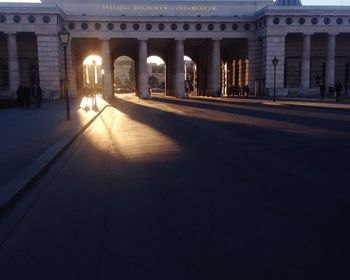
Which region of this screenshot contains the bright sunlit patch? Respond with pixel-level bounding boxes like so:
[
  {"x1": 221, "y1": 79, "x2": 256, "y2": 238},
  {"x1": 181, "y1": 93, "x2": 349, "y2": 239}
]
[
  {"x1": 147, "y1": 56, "x2": 165, "y2": 65},
  {"x1": 79, "y1": 94, "x2": 102, "y2": 111},
  {"x1": 77, "y1": 95, "x2": 185, "y2": 163},
  {"x1": 83, "y1": 55, "x2": 102, "y2": 66}
]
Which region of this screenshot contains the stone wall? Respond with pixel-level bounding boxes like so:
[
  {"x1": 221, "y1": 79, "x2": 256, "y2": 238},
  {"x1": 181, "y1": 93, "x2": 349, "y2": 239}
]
[
  {"x1": 0, "y1": 33, "x2": 8, "y2": 90},
  {"x1": 247, "y1": 38, "x2": 259, "y2": 94},
  {"x1": 284, "y1": 33, "x2": 350, "y2": 90},
  {"x1": 37, "y1": 35, "x2": 61, "y2": 98},
  {"x1": 17, "y1": 32, "x2": 39, "y2": 87},
  {"x1": 335, "y1": 34, "x2": 350, "y2": 85}
]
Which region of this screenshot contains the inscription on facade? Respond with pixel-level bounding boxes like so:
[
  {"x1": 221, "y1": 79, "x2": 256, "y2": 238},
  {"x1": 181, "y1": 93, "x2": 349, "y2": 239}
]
[{"x1": 102, "y1": 4, "x2": 217, "y2": 12}]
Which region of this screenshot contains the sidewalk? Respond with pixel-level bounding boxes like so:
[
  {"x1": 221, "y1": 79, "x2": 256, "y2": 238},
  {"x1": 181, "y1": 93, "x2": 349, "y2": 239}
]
[
  {"x1": 191, "y1": 95, "x2": 350, "y2": 110},
  {"x1": 0, "y1": 96, "x2": 109, "y2": 209}
]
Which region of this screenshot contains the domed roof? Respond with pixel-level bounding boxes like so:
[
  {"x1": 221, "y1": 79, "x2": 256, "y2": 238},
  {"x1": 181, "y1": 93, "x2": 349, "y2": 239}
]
[{"x1": 275, "y1": 0, "x2": 302, "y2": 6}]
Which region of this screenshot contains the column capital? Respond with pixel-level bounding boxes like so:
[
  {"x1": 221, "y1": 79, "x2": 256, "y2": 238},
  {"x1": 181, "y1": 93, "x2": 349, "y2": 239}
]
[
  {"x1": 302, "y1": 33, "x2": 313, "y2": 37},
  {"x1": 211, "y1": 37, "x2": 222, "y2": 41},
  {"x1": 264, "y1": 34, "x2": 286, "y2": 38},
  {"x1": 137, "y1": 37, "x2": 148, "y2": 41},
  {"x1": 327, "y1": 32, "x2": 339, "y2": 37},
  {"x1": 98, "y1": 34, "x2": 112, "y2": 41},
  {"x1": 247, "y1": 36, "x2": 258, "y2": 41}
]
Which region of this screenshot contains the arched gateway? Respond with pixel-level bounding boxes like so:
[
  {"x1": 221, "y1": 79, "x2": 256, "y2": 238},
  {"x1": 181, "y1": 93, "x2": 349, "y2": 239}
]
[{"x1": 0, "y1": 0, "x2": 350, "y2": 99}]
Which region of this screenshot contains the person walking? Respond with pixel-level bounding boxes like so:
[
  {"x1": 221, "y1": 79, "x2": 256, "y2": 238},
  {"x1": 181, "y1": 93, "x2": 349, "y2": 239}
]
[
  {"x1": 344, "y1": 83, "x2": 349, "y2": 97},
  {"x1": 244, "y1": 84, "x2": 250, "y2": 97},
  {"x1": 334, "y1": 80, "x2": 343, "y2": 103},
  {"x1": 32, "y1": 84, "x2": 42, "y2": 108},
  {"x1": 24, "y1": 86, "x2": 31, "y2": 108},
  {"x1": 16, "y1": 85, "x2": 24, "y2": 107},
  {"x1": 328, "y1": 84, "x2": 334, "y2": 98},
  {"x1": 320, "y1": 83, "x2": 326, "y2": 100}
]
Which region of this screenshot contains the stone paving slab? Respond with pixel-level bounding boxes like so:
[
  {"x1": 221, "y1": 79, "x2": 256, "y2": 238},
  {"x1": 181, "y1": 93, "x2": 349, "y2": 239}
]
[{"x1": 0, "y1": 97, "x2": 109, "y2": 209}]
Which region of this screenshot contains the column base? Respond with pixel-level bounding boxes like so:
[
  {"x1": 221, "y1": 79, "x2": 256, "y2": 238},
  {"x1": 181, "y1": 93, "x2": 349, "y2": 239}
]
[
  {"x1": 265, "y1": 88, "x2": 288, "y2": 97},
  {"x1": 287, "y1": 88, "x2": 320, "y2": 97},
  {"x1": 43, "y1": 90, "x2": 61, "y2": 99}
]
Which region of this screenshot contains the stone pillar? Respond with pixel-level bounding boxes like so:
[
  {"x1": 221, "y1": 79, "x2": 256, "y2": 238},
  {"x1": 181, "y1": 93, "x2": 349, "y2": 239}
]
[
  {"x1": 67, "y1": 40, "x2": 77, "y2": 97},
  {"x1": 175, "y1": 39, "x2": 185, "y2": 98},
  {"x1": 207, "y1": 39, "x2": 221, "y2": 96},
  {"x1": 138, "y1": 39, "x2": 149, "y2": 99},
  {"x1": 300, "y1": 34, "x2": 311, "y2": 91},
  {"x1": 7, "y1": 33, "x2": 20, "y2": 92},
  {"x1": 101, "y1": 39, "x2": 113, "y2": 99},
  {"x1": 166, "y1": 47, "x2": 175, "y2": 96},
  {"x1": 37, "y1": 34, "x2": 61, "y2": 98},
  {"x1": 325, "y1": 33, "x2": 337, "y2": 88},
  {"x1": 262, "y1": 35, "x2": 287, "y2": 96},
  {"x1": 247, "y1": 37, "x2": 259, "y2": 93}
]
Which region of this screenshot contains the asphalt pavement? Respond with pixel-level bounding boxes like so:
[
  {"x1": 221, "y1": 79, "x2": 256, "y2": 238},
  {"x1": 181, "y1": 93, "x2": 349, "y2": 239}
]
[{"x1": 0, "y1": 94, "x2": 349, "y2": 279}]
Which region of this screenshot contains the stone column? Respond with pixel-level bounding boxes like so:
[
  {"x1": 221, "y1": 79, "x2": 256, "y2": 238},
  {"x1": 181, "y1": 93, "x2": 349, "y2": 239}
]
[
  {"x1": 7, "y1": 33, "x2": 20, "y2": 92},
  {"x1": 175, "y1": 39, "x2": 185, "y2": 98},
  {"x1": 300, "y1": 34, "x2": 311, "y2": 91},
  {"x1": 262, "y1": 35, "x2": 286, "y2": 96},
  {"x1": 325, "y1": 33, "x2": 337, "y2": 88},
  {"x1": 138, "y1": 39, "x2": 149, "y2": 99},
  {"x1": 37, "y1": 34, "x2": 61, "y2": 98},
  {"x1": 165, "y1": 50, "x2": 173, "y2": 96},
  {"x1": 207, "y1": 39, "x2": 221, "y2": 96},
  {"x1": 67, "y1": 40, "x2": 77, "y2": 97},
  {"x1": 101, "y1": 39, "x2": 113, "y2": 99},
  {"x1": 247, "y1": 38, "x2": 259, "y2": 93}
]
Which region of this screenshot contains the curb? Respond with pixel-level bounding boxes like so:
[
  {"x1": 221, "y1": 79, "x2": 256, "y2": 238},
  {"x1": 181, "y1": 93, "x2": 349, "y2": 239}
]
[
  {"x1": 0, "y1": 104, "x2": 110, "y2": 211},
  {"x1": 272, "y1": 102, "x2": 350, "y2": 112},
  {"x1": 190, "y1": 96, "x2": 350, "y2": 112}
]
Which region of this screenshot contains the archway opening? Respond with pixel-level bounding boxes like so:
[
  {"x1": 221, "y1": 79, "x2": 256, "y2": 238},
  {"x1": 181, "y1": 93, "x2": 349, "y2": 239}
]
[
  {"x1": 225, "y1": 59, "x2": 249, "y2": 97},
  {"x1": 113, "y1": 56, "x2": 136, "y2": 94},
  {"x1": 184, "y1": 56, "x2": 196, "y2": 96},
  {"x1": 82, "y1": 55, "x2": 102, "y2": 93},
  {"x1": 81, "y1": 55, "x2": 102, "y2": 109},
  {"x1": 147, "y1": 56, "x2": 166, "y2": 95}
]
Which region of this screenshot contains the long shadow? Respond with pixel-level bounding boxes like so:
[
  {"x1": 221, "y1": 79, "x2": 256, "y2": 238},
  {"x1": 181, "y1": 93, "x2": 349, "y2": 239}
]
[
  {"x1": 109, "y1": 96, "x2": 350, "y2": 173},
  {"x1": 150, "y1": 96, "x2": 350, "y2": 134},
  {"x1": 107, "y1": 97, "x2": 350, "y2": 231},
  {"x1": 1, "y1": 96, "x2": 349, "y2": 279}
]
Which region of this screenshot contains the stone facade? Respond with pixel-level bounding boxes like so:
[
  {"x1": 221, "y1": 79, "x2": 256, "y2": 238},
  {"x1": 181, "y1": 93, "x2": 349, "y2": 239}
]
[{"x1": 0, "y1": 1, "x2": 349, "y2": 98}]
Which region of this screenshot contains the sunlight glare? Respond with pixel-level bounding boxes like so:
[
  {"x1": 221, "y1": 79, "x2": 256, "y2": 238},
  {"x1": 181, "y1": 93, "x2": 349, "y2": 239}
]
[{"x1": 83, "y1": 55, "x2": 102, "y2": 66}]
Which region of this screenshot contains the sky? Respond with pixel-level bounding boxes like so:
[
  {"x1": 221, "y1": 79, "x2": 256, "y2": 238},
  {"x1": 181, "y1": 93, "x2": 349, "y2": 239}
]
[{"x1": 0, "y1": 0, "x2": 350, "y2": 5}]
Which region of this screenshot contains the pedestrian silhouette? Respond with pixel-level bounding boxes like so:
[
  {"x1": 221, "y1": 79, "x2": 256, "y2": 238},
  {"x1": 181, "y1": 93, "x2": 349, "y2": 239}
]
[
  {"x1": 328, "y1": 84, "x2": 334, "y2": 97},
  {"x1": 320, "y1": 83, "x2": 326, "y2": 100},
  {"x1": 244, "y1": 85, "x2": 250, "y2": 97},
  {"x1": 344, "y1": 83, "x2": 349, "y2": 97},
  {"x1": 24, "y1": 86, "x2": 31, "y2": 108},
  {"x1": 334, "y1": 80, "x2": 343, "y2": 103},
  {"x1": 16, "y1": 85, "x2": 24, "y2": 107},
  {"x1": 32, "y1": 84, "x2": 42, "y2": 108}
]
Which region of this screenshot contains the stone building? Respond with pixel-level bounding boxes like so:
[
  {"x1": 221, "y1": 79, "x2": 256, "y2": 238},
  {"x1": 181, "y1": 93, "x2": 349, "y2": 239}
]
[{"x1": 0, "y1": 0, "x2": 349, "y2": 99}]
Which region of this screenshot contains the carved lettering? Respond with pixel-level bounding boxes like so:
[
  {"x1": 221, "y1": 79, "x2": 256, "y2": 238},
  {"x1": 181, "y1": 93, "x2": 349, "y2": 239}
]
[{"x1": 102, "y1": 4, "x2": 217, "y2": 13}]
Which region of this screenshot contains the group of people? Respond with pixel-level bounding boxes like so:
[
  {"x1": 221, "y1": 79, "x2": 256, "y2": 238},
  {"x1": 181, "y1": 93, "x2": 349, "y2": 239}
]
[
  {"x1": 16, "y1": 84, "x2": 42, "y2": 108},
  {"x1": 227, "y1": 85, "x2": 250, "y2": 97},
  {"x1": 81, "y1": 86, "x2": 98, "y2": 109},
  {"x1": 320, "y1": 80, "x2": 348, "y2": 102}
]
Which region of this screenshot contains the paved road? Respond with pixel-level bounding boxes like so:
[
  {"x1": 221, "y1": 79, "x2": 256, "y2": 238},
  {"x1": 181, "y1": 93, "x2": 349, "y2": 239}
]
[{"x1": 0, "y1": 95, "x2": 350, "y2": 279}]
